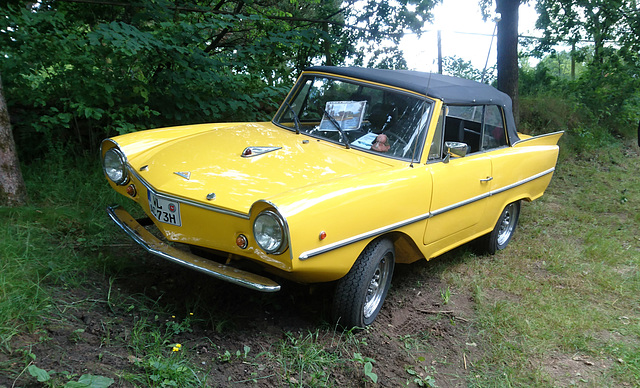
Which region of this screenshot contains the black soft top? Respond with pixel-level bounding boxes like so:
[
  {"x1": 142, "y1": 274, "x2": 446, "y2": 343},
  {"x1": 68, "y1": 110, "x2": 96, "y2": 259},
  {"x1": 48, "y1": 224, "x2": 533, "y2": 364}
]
[{"x1": 306, "y1": 66, "x2": 520, "y2": 144}]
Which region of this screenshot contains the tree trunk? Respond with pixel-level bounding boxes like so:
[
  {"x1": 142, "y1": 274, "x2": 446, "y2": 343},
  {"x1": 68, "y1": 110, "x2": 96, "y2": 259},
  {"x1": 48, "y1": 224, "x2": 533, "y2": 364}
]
[
  {"x1": 0, "y1": 74, "x2": 28, "y2": 206},
  {"x1": 496, "y1": 0, "x2": 520, "y2": 125}
]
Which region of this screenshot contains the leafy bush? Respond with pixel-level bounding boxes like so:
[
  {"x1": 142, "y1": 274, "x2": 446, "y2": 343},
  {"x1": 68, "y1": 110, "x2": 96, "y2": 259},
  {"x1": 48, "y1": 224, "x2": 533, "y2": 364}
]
[
  {"x1": 519, "y1": 48, "x2": 640, "y2": 151},
  {"x1": 0, "y1": 4, "x2": 307, "y2": 160}
]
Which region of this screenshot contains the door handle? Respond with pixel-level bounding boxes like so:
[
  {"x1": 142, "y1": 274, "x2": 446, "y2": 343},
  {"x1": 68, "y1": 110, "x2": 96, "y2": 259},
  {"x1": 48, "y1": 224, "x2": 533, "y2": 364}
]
[{"x1": 480, "y1": 176, "x2": 493, "y2": 182}]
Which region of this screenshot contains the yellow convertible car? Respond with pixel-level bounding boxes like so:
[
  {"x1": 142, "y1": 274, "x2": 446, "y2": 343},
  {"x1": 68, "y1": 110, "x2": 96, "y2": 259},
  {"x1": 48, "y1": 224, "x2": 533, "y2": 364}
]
[{"x1": 101, "y1": 66, "x2": 562, "y2": 328}]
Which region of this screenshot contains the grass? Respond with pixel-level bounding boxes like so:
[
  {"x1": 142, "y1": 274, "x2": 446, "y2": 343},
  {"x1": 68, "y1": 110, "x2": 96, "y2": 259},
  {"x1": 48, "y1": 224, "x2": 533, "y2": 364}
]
[
  {"x1": 445, "y1": 139, "x2": 640, "y2": 386},
  {"x1": 1, "y1": 137, "x2": 639, "y2": 386}
]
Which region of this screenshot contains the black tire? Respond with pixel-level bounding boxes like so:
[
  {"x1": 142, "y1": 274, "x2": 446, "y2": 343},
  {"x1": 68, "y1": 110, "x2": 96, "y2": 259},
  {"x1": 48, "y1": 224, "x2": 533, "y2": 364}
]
[
  {"x1": 481, "y1": 200, "x2": 521, "y2": 255},
  {"x1": 332, "y1": 239, "x2": 395, "y2": 329}
]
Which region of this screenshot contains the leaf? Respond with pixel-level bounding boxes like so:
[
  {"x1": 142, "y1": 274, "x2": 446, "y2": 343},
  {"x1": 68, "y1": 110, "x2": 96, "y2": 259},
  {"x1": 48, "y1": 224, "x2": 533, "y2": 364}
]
[
  {"x1": 363, "y1": 361, "x2": 378, "y2": 384},
  {"x1": 27, "y1": 364, "x2": 51, "y2": 382},
  {"x1": 65, "y1": 374, "x2": 115, "y2": 388}
]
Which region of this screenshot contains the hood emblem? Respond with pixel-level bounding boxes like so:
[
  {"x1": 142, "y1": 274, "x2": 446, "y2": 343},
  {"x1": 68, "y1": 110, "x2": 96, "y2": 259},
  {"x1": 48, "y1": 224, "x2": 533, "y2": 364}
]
[
  {"x1": 241, "y1": 146, "x2": 281, "y2": 158},
  {"x1": 174, "y1": 171, "x2": 191, "y2": 180}
]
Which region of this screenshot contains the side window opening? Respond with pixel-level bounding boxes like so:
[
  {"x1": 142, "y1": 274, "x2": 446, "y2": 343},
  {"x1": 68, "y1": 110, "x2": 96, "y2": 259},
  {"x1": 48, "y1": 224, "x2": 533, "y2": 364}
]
[
  {"x1": 435, "y1": 104, "x2": 508, "y2": 159},
  {"x1": 481, "y1": 105, "x2": 507, "y2": 150},
  {"x1": 442, "y1": 105, "x2": 483, "y2": 155}
]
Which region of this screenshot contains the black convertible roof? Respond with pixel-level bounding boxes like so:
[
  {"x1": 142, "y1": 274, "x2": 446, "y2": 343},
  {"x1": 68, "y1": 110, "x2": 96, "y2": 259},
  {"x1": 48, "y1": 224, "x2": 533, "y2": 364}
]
[{"x1": 305, "y1": 66, "x2": 520, "y2": 144}]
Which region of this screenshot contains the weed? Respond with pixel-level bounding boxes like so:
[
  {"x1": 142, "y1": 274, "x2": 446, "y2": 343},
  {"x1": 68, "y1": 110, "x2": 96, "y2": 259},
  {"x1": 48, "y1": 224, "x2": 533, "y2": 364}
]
[
  {"x1": 440, "y1": 286, "x2": 451, "y2": 305},
  {"x1": 405, "y1": 365, "x2": 437, "y2": 387},
  {"x1": 353, "y1": 352, "x2": 378, "y2": 383},
  {"x1": 20, "y1": 352, "x2": 115, "y2": 387},
  {"x1": 2, "y1": 140, "x2": 640, "y2": 387},
  {"x1": 271, "y1": 331, "x2": 340, "y2": 386},
  {"x1": 130, "y1": 355, "x2": 204, "y2": 387}
]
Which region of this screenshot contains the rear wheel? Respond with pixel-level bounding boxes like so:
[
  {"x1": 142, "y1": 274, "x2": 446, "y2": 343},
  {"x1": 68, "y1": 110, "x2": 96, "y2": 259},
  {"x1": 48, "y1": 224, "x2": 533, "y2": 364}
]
[
  {"x1": 481, "y1": 200, "x2": 521, "y2": 255},
  {"x1": 332, "y1": 239, "x2": 395, "y2": 328}
]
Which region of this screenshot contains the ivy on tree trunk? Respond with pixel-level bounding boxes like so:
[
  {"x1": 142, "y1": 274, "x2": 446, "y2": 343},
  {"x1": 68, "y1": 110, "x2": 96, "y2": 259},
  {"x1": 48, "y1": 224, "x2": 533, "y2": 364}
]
[{"x1": 0, "y1": 74, "x2": 27, "y2": 207}]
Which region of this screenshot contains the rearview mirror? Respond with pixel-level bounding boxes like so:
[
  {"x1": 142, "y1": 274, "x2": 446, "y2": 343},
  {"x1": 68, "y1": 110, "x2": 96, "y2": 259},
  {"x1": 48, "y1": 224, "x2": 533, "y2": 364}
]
[{"x1": 444, "y1": 141, "x2": 468, "y2": 163}]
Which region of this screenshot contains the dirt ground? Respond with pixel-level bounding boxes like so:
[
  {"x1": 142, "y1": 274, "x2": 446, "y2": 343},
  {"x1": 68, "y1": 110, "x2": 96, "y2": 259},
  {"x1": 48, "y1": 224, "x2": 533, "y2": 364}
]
[{"x1": 1, "y1": 244, "x2": 482, "y2": 387}]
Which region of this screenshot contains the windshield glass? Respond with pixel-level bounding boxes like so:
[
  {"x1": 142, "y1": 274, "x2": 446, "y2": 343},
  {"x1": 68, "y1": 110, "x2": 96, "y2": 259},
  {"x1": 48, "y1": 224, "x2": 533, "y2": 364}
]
[{"x1": 273, "y1": 75, "x2": 433, "y2": 161}]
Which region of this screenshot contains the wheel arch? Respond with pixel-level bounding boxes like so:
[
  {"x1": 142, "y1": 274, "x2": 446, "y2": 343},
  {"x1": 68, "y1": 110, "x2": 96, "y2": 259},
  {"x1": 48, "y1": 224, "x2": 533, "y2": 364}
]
[{"x1": 379, "y1": 231, "x2": 424, "y2": 265}]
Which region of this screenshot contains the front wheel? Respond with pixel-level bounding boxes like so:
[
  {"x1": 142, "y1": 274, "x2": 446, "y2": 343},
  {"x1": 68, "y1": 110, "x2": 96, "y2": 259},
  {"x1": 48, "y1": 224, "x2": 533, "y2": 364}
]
[
  {"x1": 481, "y1": 200, "x2": 521, "y2": 255},
  {"x1": 332, "y1": 239, "x2": 395, "y2": 329}
]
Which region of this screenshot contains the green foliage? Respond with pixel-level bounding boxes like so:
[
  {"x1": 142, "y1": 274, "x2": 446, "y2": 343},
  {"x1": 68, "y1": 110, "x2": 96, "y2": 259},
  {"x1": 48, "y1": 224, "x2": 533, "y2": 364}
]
[
  {"x1": 2, "y1": 139, "x2": 640, "y2": 385},
  {"x1": 519, "y1": 47, "x2": 640, "y2": 149},
  {"x1": 519, "y1": 0, "x2": 640, "y2": 148},
  {"x1": 440, "y1": 286, "x2": 450, "y2": 305},
  {"x1": 442, "y1": 56, "x2": 492, "y2": 82},
  {"x1": 457, "y1": 140, "x2": 640, "y2": 386},
  {"x1": 353, "y1": 352, "x2": 378, "y2": 383},
  {"x1": 534, "y1": 0, "x2": 637, "y2": 62},
  {"x1": 26, "y1": 356, "x2": 115, "y2": 387},
  {"x1": 405, "y1": 366, "x2": 436, "y2": 387},
  {"x1": 1, "y1": 0, "x2": 438, "y2": 160},
  {"x1": 131, "y1": 355, "x2": 203, "y2": 387},
  {"x1": 271, "y1": 331, "x2": 341, "y2": 386}
]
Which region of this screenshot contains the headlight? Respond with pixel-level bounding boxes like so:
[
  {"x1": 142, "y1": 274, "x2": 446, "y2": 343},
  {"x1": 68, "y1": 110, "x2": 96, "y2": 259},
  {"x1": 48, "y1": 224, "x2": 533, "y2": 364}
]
[
  {"x1": 103, "y1": 148, "x2": 128, "y2": 185},
  {"x1": 253, "y1": 210, "x2": 288, "y2": 254}
]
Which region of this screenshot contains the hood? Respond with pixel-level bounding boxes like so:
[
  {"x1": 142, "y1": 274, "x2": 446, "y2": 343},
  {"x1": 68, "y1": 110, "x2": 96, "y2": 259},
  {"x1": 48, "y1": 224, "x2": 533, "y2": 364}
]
[{"x1": 120, "y1": 122, "x2": 394, "y2": 214}]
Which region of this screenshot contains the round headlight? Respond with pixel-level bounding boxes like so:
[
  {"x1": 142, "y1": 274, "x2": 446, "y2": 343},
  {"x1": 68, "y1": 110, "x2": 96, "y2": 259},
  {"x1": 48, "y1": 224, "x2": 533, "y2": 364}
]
[
  {"x1": 103, "y1": 148, "x2": 128, "y2": 185},
  {"x1": 253, "y1": 210, "x2": 288, "y2": 254}
]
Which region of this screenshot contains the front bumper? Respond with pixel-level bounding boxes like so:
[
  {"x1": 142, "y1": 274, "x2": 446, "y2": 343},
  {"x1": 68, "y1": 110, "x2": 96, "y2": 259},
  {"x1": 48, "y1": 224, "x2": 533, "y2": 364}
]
[{"x1": 106, "y1": 206, "x2": 281, "y2": 292}]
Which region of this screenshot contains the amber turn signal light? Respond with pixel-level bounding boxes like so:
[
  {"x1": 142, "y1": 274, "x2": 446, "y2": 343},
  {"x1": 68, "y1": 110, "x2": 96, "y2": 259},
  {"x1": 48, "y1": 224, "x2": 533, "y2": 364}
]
[
  {"x1": 236, "y1": 234, "x2": 248, "y2": 249},
  {"x1": 126, "y1": 184, "x2": 137, "y2": 197}
]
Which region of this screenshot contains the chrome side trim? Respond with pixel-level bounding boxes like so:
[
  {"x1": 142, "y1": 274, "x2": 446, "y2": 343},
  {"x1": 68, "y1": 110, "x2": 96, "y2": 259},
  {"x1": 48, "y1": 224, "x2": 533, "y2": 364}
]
[
  {"x1": 107, "y1": 205, "x2": 281, "y2": 292},
  {"x1": 430, "y1": 191, "x2": 491, "y2": 217},
  {"x1": 298, "y1": 167, "x2": 556, "y2": 260},
  {"x1": 299, "y1": 212, "x2": 431, "y2": 260},
  {"x1": 129, "y1": 166, "x2": 250, "y2": 220},
  {"x1": 490, "y1": 167, "x2": 556, "y2": 196}
]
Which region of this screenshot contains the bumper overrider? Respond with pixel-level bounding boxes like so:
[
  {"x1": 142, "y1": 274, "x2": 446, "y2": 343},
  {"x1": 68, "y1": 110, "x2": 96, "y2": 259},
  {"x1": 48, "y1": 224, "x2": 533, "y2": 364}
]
[{"x1": 106, "y1": 205, "x2": 281, "y2": 292}]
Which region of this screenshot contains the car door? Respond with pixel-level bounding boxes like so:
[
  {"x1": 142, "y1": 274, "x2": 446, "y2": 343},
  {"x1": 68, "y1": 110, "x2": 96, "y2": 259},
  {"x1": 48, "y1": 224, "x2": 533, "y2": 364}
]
[{"x1": 423, "y1": 105, "x2": 492, "y2": 245}]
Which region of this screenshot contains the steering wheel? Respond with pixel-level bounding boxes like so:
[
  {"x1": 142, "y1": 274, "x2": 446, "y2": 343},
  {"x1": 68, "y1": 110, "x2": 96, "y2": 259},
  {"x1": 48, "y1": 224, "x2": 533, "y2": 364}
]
[{"x1": 384, "y1": 131, "x2": 408, "y2": 147}]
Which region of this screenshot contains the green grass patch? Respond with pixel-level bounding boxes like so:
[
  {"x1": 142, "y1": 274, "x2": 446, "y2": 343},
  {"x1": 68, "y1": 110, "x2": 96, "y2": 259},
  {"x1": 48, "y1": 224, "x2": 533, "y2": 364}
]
[
  {"x1": 2, "y1": 137, "x2": 640, "y2": 386},
  {"x1": 447, "y1": 139, "x2": 640, "y2": 386}
]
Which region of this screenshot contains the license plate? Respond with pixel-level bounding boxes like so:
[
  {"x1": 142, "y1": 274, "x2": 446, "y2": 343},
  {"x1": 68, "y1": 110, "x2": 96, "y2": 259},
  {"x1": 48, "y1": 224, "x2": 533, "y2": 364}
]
[{"x1": 148, "y1": 191, "x2": 182, "y2": 226}]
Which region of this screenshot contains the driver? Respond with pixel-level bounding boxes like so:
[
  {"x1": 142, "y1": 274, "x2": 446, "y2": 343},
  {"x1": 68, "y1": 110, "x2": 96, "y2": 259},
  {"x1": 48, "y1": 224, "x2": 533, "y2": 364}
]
[{"x1": 371, "y1": 133, "x2": 390, "y2": 152}]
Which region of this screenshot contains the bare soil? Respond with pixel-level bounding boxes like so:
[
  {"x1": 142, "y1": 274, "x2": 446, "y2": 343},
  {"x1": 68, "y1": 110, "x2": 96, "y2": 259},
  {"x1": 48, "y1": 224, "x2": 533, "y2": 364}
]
[{"x1": 1, "y1": 244, "x2": 482, "y2": 387}]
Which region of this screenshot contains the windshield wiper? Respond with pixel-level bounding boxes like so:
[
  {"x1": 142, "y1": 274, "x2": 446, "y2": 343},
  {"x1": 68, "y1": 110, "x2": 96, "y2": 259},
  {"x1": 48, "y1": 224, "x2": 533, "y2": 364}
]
[
  {"x1": 321, "y1": 107, "x2": 351, "y2": 149},
  {"x1": 283, "y1": 101, "x2": 301, "y2": 134}
]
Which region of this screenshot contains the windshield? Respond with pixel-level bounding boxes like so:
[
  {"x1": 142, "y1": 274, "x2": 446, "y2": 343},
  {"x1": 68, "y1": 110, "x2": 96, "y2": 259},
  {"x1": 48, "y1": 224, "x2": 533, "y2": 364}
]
[{"x1": 273, "y1": 75, "x2": 433, "y2": 161}]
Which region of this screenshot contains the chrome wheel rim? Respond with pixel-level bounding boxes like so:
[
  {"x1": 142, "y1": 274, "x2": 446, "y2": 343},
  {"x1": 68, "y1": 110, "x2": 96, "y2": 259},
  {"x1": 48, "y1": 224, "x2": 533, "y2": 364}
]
[
  {"x1": 363, "y1": 253, "x2": 392, "y2": 319},
  {"x1": 497, "y1": 203, "x2": 517, "y2": 246}
]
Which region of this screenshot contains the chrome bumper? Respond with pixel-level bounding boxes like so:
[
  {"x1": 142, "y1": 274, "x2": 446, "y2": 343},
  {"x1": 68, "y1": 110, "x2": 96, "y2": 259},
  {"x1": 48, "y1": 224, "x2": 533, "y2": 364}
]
[{"x1": 106, "y1": 206, "x2": 281, "y2": 292}]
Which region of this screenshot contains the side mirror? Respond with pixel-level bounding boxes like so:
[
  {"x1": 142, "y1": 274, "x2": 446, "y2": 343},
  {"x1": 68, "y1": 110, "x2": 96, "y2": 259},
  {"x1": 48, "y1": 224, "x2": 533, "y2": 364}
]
[{"x1": 444, "y1": 141, "x2": 468, "y2": 163}]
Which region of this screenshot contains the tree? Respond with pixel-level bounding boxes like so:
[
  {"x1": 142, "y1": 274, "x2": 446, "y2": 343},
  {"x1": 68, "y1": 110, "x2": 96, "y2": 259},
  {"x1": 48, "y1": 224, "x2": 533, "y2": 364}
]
[
  {"x1": 0, "y1": 75, "x2": 28, "y2": 207},
  {"x1": 496, "y1": 0, "x2": 520, "y2": 122},
  {"x1": 535, "y1": 0, "x2": 630, "y2": 63},
  {"x1": 534, "y1": 0, "x2": 640, "y2": 133},
  {"x1": 480, "y1": 0, "x2": 523, "y2": 123},
  {"x1": 0, "y1": 0, "x2": 438, "y2": 159},
  {"x1": 442, "y1": 56, "x2": 489, "y2": 81}
]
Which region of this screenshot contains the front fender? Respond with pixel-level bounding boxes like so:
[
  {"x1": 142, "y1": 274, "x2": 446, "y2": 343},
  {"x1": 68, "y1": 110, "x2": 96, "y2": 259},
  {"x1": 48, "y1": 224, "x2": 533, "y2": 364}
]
[{"x1": 273, "y1": 165, "x2": 432, "y2": 282}]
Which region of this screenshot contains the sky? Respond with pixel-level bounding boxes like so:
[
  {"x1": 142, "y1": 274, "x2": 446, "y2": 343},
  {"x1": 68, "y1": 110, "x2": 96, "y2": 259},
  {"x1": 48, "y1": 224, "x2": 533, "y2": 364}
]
[{"x1": 400, "y1": 1, "x2": 541, "y2": 73}]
